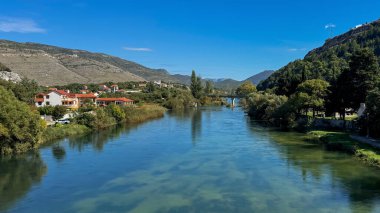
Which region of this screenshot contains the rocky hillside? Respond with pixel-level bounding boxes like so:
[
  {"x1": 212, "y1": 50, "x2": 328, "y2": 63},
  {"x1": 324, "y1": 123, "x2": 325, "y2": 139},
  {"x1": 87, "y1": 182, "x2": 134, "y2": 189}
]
[{"x1": 0, "y1": 40, "x2": 183, "y2": 86}]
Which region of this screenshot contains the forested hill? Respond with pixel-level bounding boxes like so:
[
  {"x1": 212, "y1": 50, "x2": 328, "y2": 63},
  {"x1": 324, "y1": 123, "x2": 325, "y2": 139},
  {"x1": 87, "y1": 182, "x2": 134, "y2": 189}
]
[{"x1": 258, "y1": 18, "x2": 380, "y2": 96}]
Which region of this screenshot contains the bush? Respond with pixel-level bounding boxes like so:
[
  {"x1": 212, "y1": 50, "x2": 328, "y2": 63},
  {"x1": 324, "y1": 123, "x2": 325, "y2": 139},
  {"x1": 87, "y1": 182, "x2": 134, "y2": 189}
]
[
  {"x1": 38, "y1": 105, "x2": 67, "y2": 120},
  {"x1": 92, "y1": 108, "x2": 116, "y2": 129},
  {"x1": 106, "y1": 104, "x2": 126, "y2": 122},
  {"x1": 0, "y1": 86, "x2": 45, "y2": 154},
  {"x1": 74, "y1": 112, "x2": 96, "y2": 128},
  {"x1": 247, "y1": 92, "x2": 288, "y2": 121}
]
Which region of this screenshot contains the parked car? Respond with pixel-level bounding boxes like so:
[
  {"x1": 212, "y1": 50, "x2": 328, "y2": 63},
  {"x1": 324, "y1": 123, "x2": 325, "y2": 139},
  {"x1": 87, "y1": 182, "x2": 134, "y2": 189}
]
[{"x1": 56, "y1": 118, "x2": 71, "y2": 124}]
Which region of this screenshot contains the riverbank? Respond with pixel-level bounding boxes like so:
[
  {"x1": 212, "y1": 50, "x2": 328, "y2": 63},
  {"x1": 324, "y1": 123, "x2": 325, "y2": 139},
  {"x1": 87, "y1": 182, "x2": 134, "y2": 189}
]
[
  {"x1": 43, "y1": 104, "x2": 166, "y2": 143},
  {"x1": 307, "y1": 131, "x2": 380, "y2": 168}
]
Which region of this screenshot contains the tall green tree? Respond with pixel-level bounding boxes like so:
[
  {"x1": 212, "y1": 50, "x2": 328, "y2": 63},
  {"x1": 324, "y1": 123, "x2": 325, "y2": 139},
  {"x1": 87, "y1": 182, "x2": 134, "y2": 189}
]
[
  {"x1": 336, "y1": 48, "x2": 380, "y2": 110},
  {"x1": 190, "y1": 70, "x2": 203, "y2": 99}
]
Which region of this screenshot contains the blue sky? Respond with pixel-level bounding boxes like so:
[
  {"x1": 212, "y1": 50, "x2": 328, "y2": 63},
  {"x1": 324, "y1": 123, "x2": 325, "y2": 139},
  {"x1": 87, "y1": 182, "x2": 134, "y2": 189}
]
[{"x1": 0, "y1": 0, "x2": 379, "y2": 80}]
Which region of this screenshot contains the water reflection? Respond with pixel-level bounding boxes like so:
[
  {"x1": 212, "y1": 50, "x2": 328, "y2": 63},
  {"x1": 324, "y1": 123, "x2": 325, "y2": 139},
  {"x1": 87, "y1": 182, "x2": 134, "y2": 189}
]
[
  {"x1": 191, "y1": 109, "x2": 202, "y2": 143},
  {"x1": 0, "y1": 153, "x2": 47, "y2": 212},
  {"x1": 52, "y1": 145, "x2": 66, "y2": 162},
  {"x1": 67, "y1": 124, "x2": 138, "y2": 152},
  {"x1": 253, "y1": 125, "x2": 380, "y2": 213},
  {"x1": 168, "y1": 109, "x2": 203, "y2": 144}
]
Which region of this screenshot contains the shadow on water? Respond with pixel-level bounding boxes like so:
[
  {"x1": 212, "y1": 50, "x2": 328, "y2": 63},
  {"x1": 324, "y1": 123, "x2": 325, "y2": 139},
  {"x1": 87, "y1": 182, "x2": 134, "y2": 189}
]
[
  {"x1": 0, "y1": 153, "x2": 47, "y2": 212},
  {"x1": 248, "y1": 121, "x2": 380, "y2": 213}
]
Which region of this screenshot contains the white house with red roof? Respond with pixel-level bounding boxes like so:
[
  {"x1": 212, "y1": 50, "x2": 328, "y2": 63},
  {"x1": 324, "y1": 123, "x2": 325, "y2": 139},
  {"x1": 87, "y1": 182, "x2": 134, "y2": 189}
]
[{"x1": 35, "y1": 89, "x2": 98, "y2": 109}]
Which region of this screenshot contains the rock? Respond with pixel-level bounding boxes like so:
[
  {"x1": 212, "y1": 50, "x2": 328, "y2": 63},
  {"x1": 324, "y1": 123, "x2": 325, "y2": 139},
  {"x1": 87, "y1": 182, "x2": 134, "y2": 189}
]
[{"x1": 0, "y1": 71, "x2": 22, "y2": 83}]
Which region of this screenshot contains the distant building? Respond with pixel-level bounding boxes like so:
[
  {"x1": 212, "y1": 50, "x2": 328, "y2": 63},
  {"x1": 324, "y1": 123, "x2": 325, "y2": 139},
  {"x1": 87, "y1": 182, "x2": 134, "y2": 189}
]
[
  {"x1": 138, "y1": 82, "x2": 147, "y2": 88},
  {"x1": 99, "y1": 84, "x2": 111, "y2": 92},
  {"x1": 96, "y1": 97, "x2": 134, "y2": 106},
  {"x1": 110, "y1": 84, "x2": 119, "y2": 93}
]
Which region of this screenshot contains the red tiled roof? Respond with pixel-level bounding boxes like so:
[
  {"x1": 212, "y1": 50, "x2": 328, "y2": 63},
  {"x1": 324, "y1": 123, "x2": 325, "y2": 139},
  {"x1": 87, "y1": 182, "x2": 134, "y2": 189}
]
[
  {"x1": 76, "y1": 93, "x2": 97, "y2": 98},
  {"x1": 96, "y1": 97, "x2": 133, "y2": 102},
  {"x1": 52, "y1": 90, "x2": 76, "y2": 98},
  {"x1": 35, "y1": 98, "x2": 44, "y2": 102}
]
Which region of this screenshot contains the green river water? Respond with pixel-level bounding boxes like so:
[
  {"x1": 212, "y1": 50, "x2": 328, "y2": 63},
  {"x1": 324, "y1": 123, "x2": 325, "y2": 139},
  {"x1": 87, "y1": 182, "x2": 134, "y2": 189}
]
[{"x1": 1, "y1": 107, "x2": 380, "y2": 213}]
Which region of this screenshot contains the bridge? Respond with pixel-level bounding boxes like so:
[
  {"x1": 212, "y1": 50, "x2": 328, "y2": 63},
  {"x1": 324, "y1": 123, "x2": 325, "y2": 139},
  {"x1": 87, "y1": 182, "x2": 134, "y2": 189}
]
[{"x1": 206, "y1": 94, "x2": 244, "y2": 107}]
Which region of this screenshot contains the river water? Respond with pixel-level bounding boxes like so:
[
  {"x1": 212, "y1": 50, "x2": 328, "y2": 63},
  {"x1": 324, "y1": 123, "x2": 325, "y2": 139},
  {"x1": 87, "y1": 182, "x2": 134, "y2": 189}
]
[{"x1": 1, "y1": 107, "x2": 380, "y2": 213}]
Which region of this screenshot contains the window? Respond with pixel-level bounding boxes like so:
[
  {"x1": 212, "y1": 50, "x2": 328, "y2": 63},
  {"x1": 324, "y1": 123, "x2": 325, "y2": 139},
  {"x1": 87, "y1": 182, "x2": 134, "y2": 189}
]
[
  {"x1": 46, "y1": 95, "x2": 50, "y2": 99},
  {"x1": 38, "y1": 102, "x2": 42, "y2": 106},
  {"x1": 46, "y1": 102, "x2": 50, "y2": 106}
]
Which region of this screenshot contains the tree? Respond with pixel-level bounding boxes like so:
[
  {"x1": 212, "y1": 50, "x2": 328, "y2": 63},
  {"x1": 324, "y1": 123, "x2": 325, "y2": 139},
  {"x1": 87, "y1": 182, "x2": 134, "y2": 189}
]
[
  {"x1": 0, "y1": 78, "x2": 40, "y2": 104},
  {"x1": 0, "y1": 86, "x2": 45, "y2": 154},
  {"x1": 247, "y1": 92, "x2": 287, "y2": 120},
  {"x1": 333, "y1": 48, "x2": 380, "y2": 119},
  {"x1": 52, "y1": 106, "x2": 67, "y2": 120},
  {"x1": 146, "y1": 82, "x2": 155, "y2": 93},
  {"x1": 295, "y1": 79, "x2": 330, "y2": 117},
  {"x1": 236, "y1": 81, "x2": 257, "y2": 97},
  {"x1": 205, "y1": 81, "x2": 213, "y2": 94},
  {"x1": 190, "y1": 70, "x2": 203, "y2": 99},
  {"x1": 366, "y1": 88, "x2": 380, "y2": 138}
]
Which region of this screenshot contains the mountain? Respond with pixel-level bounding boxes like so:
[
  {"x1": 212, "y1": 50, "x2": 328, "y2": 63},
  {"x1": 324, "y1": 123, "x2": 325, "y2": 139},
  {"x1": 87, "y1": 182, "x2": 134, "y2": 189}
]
[
  {"x1": 213, "y1": 79, "x2": 241, "y2": 91},
  {"x1": 258, "y1": 18, "x2": 380, "y2": 96},
  {"x1": 173, "y1": 74, "x2": 241, "y2": 91},
  {"x1": 244, "y1": 70, "x2": 274, "y2": 85},
  {"x1": 0, "y1": 40, "x2": 187, "y2": 86}
]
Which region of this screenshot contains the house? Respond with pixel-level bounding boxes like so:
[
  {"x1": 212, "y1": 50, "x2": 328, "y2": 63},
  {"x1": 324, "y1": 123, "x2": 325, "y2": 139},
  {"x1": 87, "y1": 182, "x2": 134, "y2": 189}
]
[
  {"x1": 110, "y1": 84, "x2": 119, "y2": 93},
  {"x1": 35, "y1": 90, "x2": 98, "y2": 110},
  {"x1": 96, "y1": 97, "x2": 134, "y2": 106},
  {"x1": 35, "y1": 90, "x2": 77, "y2": 109},
  {"x1": 99, "y1": 84, "x2": 111, "y2": 92},
  {"x1": 76, "y1": 93, "x2": 98, "y2": 107}
]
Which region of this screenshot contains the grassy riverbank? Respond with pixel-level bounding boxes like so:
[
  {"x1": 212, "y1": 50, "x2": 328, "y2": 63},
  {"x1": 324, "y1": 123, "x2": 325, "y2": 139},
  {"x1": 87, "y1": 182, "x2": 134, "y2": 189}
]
[
  {"x1": 41, "y1": 124, "x2": 91, "y2": 143},
  {"x1": 124, "y1": 104, "x2": 166, "y2": 123},
  {"x1": 43, "y1": 104, "x2": 166, "y2": 142},
  {"x1": 307, "y1": 131, "x2": 380, "y2": 167}
]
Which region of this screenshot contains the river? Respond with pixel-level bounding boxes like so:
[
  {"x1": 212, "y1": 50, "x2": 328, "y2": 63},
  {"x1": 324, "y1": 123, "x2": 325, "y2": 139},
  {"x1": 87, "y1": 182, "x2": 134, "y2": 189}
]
[{"x1": 1, "y1": 107, "x2": 380, "y2": 213}]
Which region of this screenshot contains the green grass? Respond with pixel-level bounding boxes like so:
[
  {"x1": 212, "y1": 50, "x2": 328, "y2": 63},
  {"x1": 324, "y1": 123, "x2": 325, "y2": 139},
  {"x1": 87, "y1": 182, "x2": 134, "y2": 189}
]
[
  {"x1": 41, "y1": 124, "x2": 91, "y2": 144},
  {"x1": 307, "y1": 130, "x2": 380, "y2": 167},
  {"x1": 124, "y1": 104, "x2": 166, "y2": 123}
]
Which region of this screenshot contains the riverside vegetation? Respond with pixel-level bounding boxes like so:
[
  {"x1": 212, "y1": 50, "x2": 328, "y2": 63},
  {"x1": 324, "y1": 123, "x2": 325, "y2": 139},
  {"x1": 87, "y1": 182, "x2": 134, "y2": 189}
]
[
  {"x1": 0, "y1": 68, "x2": 227, "y2": 155},
  {"x1": 237, "y1": 20, "x2": 380, "y2": 167}
]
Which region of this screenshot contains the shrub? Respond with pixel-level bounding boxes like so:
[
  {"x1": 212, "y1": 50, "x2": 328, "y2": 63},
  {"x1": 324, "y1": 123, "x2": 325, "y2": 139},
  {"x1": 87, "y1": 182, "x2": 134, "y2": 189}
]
[
  {"x1": 0, "y1": 86, "x2": 45, "y2": 154},
  {"x1": 106, "y1": 104, "x2": 126, "y2": 122}
]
